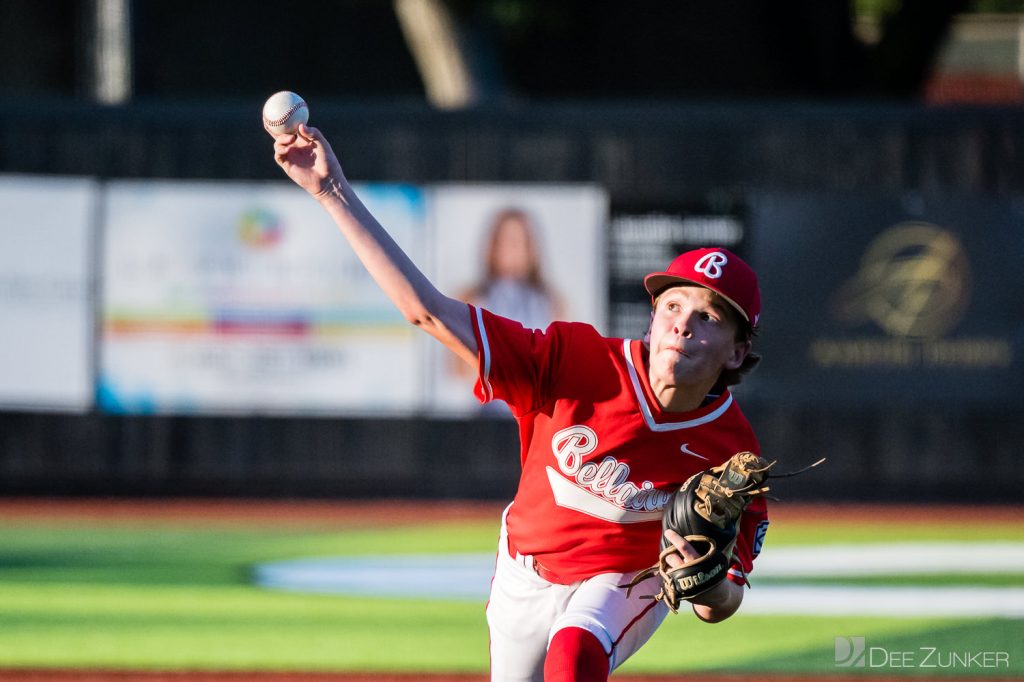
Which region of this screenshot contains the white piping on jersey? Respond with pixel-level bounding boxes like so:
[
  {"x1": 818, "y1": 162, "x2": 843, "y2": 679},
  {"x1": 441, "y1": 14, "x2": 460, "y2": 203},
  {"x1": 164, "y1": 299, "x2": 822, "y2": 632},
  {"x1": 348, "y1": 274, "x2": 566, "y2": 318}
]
[
  {"x1": 475, "y1": 306, "x2": 493, "y2": 402},
  {"x1": 545, "y1": 467, "x2": 663, "y2": 524},
  {"x1": 621, "y1": 338, "x2": 733, "y2": 431}
]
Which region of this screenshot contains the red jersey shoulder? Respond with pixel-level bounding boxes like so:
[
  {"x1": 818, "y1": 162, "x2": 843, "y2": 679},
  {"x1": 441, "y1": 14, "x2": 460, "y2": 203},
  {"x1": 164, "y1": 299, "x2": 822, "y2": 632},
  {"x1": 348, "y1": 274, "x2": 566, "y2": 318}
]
[{"x1": 472, "y1": 307, "x2": 624, "y2": 413}]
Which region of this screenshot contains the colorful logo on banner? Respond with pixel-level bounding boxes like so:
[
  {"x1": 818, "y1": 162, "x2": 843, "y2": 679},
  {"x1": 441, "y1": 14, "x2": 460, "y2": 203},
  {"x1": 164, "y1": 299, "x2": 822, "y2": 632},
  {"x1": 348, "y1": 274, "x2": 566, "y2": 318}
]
[
  {"x1": 810, "y1": 223, "x2": 1012, "y2": 370},
  {"x1": 237, "y1": 208, "x2": 283, "y2": 249}
]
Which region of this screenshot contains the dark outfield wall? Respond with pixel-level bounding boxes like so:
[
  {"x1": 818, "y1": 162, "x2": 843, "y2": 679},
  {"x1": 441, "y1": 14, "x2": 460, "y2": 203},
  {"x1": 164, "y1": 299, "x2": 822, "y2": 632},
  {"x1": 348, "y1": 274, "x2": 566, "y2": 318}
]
[{"x1": 0, "y1": 100, "x2": 1021, "y2": 502}]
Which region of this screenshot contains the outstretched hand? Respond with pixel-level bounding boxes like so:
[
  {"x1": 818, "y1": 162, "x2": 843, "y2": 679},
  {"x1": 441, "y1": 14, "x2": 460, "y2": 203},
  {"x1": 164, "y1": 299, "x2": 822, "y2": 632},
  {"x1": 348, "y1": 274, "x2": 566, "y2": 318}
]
[{"x1": 273, "y1": 124, "x2": 346, "y2": 199}]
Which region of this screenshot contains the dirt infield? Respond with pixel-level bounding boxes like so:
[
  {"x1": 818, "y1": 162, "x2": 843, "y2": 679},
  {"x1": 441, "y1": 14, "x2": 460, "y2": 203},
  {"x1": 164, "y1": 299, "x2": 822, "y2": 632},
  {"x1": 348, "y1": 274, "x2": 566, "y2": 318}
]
[
  {"x1": 0, "y1": 498, "x2": 503, "y2": 527},
  {"x1": 0, "y1": 497, "x2": 1021, "y2": 527}
]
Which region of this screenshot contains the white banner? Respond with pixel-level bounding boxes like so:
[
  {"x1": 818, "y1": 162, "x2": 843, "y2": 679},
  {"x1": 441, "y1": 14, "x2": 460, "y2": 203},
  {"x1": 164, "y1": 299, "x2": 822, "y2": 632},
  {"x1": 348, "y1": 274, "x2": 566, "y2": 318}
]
[
  {"x1": 0, "y1": 175, "x2": 95, "y2": 411},
  {"x1": 424, "y1": 184, "x2": 607, "y2": 416},
  {"x1": 99, "y1": 180, "x2": 425, "y2": 414}
]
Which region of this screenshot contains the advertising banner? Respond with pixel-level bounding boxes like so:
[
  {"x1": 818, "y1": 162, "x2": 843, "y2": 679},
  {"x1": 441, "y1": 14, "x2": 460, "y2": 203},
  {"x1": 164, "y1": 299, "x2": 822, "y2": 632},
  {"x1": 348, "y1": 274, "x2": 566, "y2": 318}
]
[
  {"x1": 424, "y1": 184, "x2": 608, "y2": 416},
  {"x1": 0, "y1": 176, "x2": 95, "y2": 411},
  {"x1": 99, "y1": 180, "x2": 425, "y2": 414},
  {"x1": 750, "y1": 193, "x2": 1024, "y2": 405},
  {"x1": 608, "y1": 201, "x2": 749, "y2": 340}
]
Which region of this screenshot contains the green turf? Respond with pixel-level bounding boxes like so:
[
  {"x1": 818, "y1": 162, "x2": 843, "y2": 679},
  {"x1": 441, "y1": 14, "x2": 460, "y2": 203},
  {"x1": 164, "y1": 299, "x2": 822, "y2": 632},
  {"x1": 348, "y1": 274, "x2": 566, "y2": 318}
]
[
  {"x1": 766, "y1": 522, "x2": 1024, "y2": 545},
  {"x1": 623, "y1": 615, "x2": 1022, "y2": 677},
  {"x1": 0, "y1": 517, "x2": 1020, "y2": 675},
  {"x1": 0, "y1": 583, "x2": 489, "y2": 671},
  {"x1": 0, "y1": 523, "x2": 500, "y2": 586},
  {"x1": 758, "y1": 573, "x2": 1024, "y2": 587}
]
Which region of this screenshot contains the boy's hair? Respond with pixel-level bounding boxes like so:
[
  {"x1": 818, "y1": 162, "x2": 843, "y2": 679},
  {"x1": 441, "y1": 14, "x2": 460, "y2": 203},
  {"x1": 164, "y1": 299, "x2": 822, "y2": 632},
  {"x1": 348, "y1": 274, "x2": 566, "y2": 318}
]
[{"x1": 706, "y1": 293, "x2": 760, "y2": 387}]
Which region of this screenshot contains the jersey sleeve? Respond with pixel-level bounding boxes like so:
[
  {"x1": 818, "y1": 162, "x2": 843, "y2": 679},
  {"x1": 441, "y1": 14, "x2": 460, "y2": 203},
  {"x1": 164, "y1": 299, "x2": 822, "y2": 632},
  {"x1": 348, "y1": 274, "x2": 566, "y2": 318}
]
[
  {"x1": 727, "y1": 496, "x2": 769, "y2": 587},
  {"x1": 468, "y1": 306, "x2": 572, "y2": 416}
]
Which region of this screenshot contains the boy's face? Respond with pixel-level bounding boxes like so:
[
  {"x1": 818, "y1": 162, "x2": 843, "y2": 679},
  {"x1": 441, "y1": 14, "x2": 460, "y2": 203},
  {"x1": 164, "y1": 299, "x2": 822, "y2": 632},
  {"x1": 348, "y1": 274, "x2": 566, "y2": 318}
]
[{"x1": 647, "y1": 285, "x2": 750, "y2": 389}]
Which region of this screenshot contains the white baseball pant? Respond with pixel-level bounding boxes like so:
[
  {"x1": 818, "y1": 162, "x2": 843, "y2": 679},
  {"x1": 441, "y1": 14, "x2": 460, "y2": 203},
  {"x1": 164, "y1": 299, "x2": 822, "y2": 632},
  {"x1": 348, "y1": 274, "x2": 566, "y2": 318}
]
[{"x1": 485, "y1": 506, "x2": 670, "y2": 681}]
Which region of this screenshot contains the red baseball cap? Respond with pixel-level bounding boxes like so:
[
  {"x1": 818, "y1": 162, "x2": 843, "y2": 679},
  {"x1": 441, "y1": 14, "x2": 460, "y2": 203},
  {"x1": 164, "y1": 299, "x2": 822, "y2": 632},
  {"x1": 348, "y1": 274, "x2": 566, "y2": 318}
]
[{"x1": 644, "y1": 247, "x2": 761, "y2": 326}]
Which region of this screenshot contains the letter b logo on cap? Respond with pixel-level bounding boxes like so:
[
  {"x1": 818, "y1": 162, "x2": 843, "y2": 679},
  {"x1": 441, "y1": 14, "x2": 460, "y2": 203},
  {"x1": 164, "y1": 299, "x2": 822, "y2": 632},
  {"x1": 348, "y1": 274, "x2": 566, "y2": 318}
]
[
  {"x1": 643, "y1": 247, "x2": 761, "y2": 325},
  {"x1": 694, "y1": 251, "x2": 728, "y2": 279}
]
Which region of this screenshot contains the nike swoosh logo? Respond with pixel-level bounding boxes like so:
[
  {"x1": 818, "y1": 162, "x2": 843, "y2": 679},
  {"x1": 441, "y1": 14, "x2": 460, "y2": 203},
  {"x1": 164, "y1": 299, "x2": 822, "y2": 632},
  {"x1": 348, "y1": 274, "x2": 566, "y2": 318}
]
[{"x1": 679, "y1": 443, "x2": 709, "y2": 460}]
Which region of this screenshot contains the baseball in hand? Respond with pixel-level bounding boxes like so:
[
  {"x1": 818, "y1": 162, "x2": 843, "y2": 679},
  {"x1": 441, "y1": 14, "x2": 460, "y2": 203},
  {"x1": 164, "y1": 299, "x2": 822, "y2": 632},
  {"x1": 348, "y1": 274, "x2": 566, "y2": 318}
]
[{"x1": 262, "y1": 91, "x2": 309, "y2": 136}]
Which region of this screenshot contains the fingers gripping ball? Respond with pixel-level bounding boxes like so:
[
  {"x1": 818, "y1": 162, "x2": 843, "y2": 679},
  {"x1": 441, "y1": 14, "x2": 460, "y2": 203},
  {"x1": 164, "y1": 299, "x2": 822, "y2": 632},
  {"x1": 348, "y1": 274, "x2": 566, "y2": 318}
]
[
  {"x1": 263, "y1": 91, "x2": 309, "y2": 136},
  {"x1": 625, "y1": 451, "x2": 772, "y2": 613}
]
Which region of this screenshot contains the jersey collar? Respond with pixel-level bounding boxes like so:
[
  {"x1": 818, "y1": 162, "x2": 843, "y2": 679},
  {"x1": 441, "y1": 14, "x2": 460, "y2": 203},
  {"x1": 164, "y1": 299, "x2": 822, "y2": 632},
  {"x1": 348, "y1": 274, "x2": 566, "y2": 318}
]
[{"x1": 622, "y1": 339, "x2": 733, "y2": 432}]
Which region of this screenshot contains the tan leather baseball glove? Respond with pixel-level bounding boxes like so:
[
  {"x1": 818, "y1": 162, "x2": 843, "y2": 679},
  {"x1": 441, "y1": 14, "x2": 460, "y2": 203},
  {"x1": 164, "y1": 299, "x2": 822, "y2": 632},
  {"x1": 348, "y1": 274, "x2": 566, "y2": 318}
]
[{"x1": 624, "y1": 451, "x2": 772, "y2": 613}]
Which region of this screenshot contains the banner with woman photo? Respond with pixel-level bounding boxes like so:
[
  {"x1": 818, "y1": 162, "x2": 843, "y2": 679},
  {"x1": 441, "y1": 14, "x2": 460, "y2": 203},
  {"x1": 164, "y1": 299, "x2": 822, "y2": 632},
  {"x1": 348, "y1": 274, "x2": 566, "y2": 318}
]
[{"x1": 424, "y1": 184, "x2": 608, "y2": 417}]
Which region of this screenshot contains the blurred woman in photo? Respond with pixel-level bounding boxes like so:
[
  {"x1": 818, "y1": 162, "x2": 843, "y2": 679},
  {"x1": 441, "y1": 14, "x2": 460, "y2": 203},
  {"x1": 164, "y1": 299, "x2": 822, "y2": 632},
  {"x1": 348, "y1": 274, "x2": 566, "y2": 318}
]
[{"x1": 459, "y1": 207, "x2": 565, "y2": 330}]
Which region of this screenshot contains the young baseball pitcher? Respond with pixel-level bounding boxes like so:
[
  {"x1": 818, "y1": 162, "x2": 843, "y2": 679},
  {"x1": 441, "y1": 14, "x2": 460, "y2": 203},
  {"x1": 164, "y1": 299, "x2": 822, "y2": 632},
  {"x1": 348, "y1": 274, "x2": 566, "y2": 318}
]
[{"x1": 272, "y1": 124, "x2": 769, "y2": 681}]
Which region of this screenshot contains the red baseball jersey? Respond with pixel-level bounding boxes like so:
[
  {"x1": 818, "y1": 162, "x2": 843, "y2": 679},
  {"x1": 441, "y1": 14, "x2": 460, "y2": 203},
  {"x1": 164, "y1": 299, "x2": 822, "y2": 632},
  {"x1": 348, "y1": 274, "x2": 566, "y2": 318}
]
[{"x1": 470, "y1": 307, "x2": 769, "y2": 585}]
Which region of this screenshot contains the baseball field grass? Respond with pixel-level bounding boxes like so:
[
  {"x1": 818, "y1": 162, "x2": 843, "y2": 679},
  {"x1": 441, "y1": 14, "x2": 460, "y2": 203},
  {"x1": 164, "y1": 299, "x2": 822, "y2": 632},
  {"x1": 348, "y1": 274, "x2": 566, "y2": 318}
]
[{"x1": 0, "y1": 500, "x2": 1020, "y2": 678}]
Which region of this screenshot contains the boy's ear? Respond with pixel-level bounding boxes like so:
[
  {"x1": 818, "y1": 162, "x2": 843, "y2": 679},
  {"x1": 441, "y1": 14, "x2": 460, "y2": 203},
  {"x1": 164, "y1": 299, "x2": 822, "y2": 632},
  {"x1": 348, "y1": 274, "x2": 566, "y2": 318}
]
[{"x1": 725, "y1": 339, "x2": 752, "y2": 370}]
